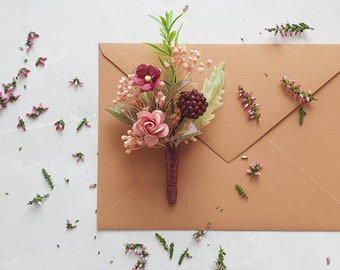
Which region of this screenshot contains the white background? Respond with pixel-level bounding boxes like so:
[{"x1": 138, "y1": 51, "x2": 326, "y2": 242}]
[{"x1": 1, "y1": 0, "x2": 339, "y2": 269}]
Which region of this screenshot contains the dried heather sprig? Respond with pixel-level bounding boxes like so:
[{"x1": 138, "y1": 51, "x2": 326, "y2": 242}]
[
  {"x1": 2, "y1": 78, "x2": 17, "y2": 93},
  {"x1": 89, "y1": 183, "x2": 97, "y2": 189},
  {"x1": 246, "y1": 162, "x2": 264, "y2": 178},
  {"x1": 235, "y1": 184, "x2": 248, "y2": 199},
  {"x1": 66, "y1": 219, "x2": 79, "y2": 230},
  {"x1": 69, "y1": 77, "x2": 84, "y2": 87},
  {"x1": 155, "y1": 233, "x2": 174, "y2": 259},
  {"x1": 54, "y1": 119, "x2": 65, "y2": 130},
  {"x1": 238, "y1": 85, "x2": 261, "y2": 121},
  {"x1": 17, "y1": 116, "x2": 26, "y2": 131},
  {"x1": 35, "y1": 57, "x2": 47, "y2": 67},
  {"x1": 124, "y1": 243, "x2": 149, "y2": 270},
  {"x1": 16, "y1": 68, "x2": 30, "y2": 79},
  {"x1": 215, "y1": 246, "x2": 227, "y2": 270},
  {"x1": 0, "y1": 92, "x2": 9, "y2": 110},
  {"x1": 281, "y1": 76, "x2": 316, "y2": 125},
  {"x1": 72, "y1": 152, "x2": 84, "y2": 162},
  {"x1": 265, "y1": 22, "x2": 314, "y2": 36},
  {"x1": 27, "y1": 193, "x2": 49, "y2": 205},
  {"x1": 178, "y1": 248, "x2": 192, "y2": 265},
  {"x1": 42, "y1": 168, "x2": 54, "y2": 190},
  {"x1": 7, "y1": 90, "x2": 20, "y2": 102},
  {"x1": 76, "y1": 117, "x2": 91, "y2": 131},
  {"x1": 193, "y1": 222, "x2": 211, "y2": 241},
  {"x1": 281, "y1": 76, "x2": 316, "y2": 104},
  {"x1": 26, "y1": 103, "x2": 48, "y2": 119},
  {"x1": 25, "y1": 31, "x2": 39, "y2": 51}
]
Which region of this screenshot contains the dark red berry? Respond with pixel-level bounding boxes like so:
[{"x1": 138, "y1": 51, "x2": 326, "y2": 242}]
[{"x1": 177, "y1": 89, "x2": 208, "y2": 119}]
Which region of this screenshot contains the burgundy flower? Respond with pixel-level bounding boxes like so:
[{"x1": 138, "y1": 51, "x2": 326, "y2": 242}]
[{"x1": 133, "y1": 64, "x2": 161, "y2": 92}]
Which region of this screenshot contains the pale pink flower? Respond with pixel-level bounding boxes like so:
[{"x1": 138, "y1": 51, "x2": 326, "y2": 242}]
[
  {"x1": 132, "y1": 110, "x2": 169, "y2": 147},
  {"x1": 133, "y1": 64, "x2": 161, "y2": 92},
  {"x1": 326, "y1": 256, "x2": 331, "y2": 265}
]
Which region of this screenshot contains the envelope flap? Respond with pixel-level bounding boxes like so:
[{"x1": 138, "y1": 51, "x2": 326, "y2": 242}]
[
  {"x1": 99, "y1": 43, "x2": 340, "y2": 163},
  {"x1": 99, "y1": 43, "x2": 156, "y2": 75},
  {"x1": 194, "y1": 45, "x2": 340, "y2": 163}
]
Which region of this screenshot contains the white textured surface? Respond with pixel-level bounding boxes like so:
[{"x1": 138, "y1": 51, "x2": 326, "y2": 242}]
[{"x1": 1, "y1": 0, "x2": 340, "y2": 269}]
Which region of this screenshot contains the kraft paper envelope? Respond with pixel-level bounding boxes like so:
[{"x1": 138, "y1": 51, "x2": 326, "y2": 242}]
[{"x1": 98, "y1": 43, "x2": 340, "y2": 230}]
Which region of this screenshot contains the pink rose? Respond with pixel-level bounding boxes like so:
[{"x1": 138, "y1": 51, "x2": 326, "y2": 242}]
[
  {"x1": 133, "y1": 64, "x2": 161, "y2": 92},
  {"x1": 132, "y1": 110, "x2": 169, "y2": 147}
]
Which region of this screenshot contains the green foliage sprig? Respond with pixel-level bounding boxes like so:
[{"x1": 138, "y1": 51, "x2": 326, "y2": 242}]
[
  {"x1": 235, "y1": 184, "x2": 248, "y2": 199},
  {"x1": 76, "y1": 117, "x2": 91, "y2": 131},
  {"x1": 299, "y1": 105, "x2": 307, "y2": 125},
  {"x1": 27, "y1": 193, "x2": 49, "y2": 205},
  {"x1": 42, "y1": 168, "x2": 54, "y2": 190},
  {"x1": 155, "y1": 233, "x2": 174, "y2": 259},
  {"x1": 265, "y1": 22, "x2": 314, "y2": 36},
  {"x1": 178, "y1": 248, "x2": 192, "y2": 265},
  {"x1": 147, "y1": 11, "x2": 183, "y2": 85},
  {"x1": 215, "y1": 246, "x2": 227, "y2": 270}
]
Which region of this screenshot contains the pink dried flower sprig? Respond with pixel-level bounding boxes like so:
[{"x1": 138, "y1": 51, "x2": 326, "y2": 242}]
[
  {"x1": 66, "y1": 219, "x2": 79, "y2": 230},
  {"x1": 247, "y1": 162, "x2": 264, "y2": 178},
  {"x1": 2, "y1": 79, "x2": 17, "y2": 93},
  {"x1": 265, "y1": 22, "x2": 314, "y2": 36},
  {"x1": 281, "y1": 76, "x2": 316, "y2": 104},
  {"x1": 35, "y1": 57, "x2": 47, "y2": 67},
  {"x1": 54, "y1": 119, "x2": 65, "y2": 130},
  {"x1": 26, "y1": 103, "x2": 48, "y2": 118},
  {"x1": 89, "y1": 183, "x2": 97, "y2": 189},
  {"x1": 7, "y1": 90, "x2": 20, "y2": 102},
  {"x1": 25, "y1": 31, "x2": 39, "y2": 51},
  {"x1": 0, "y1": 92, "x2": 9, "y2": 110},
  {"x1": 238, "y1": 85, "x2": 261, "y2": 121},
  {"x1": 281, "y1": 76, "x2": 316, "y2": 125},
  {"x1": 69, "y1": 77, "x2": 84, "y2": 87},
  {"x1": 16, "y1": 67, "x2": 30, "y2": 79},
  {"x1": 326, "y1": 256, "x2": 331, "y2": 265},
  {"x1": 124, "y1": 243, "x2": 149, "y2": 270},
  {"x1": 193, "y1": 222, "x2": 211, "y2": 241},
  {"x1": 72, "y1": 152, "x2": 84, "y2": 162},
  {"x1": 17, "y1": 116, "x2": 26, "y2": 131}
]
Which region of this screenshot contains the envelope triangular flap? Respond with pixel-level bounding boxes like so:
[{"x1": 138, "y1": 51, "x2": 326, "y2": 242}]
[{"x1": 99, "y1": 43, "x2": 340, "y2": 163}]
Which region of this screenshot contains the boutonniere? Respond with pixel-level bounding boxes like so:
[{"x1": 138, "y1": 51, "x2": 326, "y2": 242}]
[{"x1": 106, "y1": 11, "x2": 225, "y2": 205}]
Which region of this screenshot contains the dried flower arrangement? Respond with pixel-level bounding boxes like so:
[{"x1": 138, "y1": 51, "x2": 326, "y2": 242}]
[{"x1": 106, "y1": 11, "x2": 225, "y2": 205}]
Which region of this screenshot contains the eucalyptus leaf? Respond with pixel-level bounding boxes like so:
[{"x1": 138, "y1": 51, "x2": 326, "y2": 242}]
[{"x1": 105, "y1": 104, "x2": 136, "y2": 125}]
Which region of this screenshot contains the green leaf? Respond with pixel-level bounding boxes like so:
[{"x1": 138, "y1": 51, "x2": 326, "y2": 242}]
[
  {"x1": 145, "y1": 42, "x2": 168, "y2": 55},
  {"x1": 163, "y1": 80, "x2": 189, "y2": 109},
  {"x1": 193, "y1": 62, "x2": 225, "y2": 129},
  {"x1": 171, "y1": 119, "x2": 201, "y2": 145},
  {"x1": 160, "y1": 16, "x2": 168, "y2": 29},
  {"x1": 168, "y1": 31, "x2": 176, "y2": 42},
  {"x1": 169, "y1": 12, "x2": 183, "y2": 31},
  {"x1": 174, "y1": 23, "x2": 183, "y2": 45},
  {"x1": 105, "y1": 104, "x2": 136, "y2": 125}
]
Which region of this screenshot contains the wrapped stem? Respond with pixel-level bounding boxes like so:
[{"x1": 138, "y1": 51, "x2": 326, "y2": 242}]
[{"x1": 165, "y1": 145, "x2": 180, "y2": 205}]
